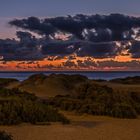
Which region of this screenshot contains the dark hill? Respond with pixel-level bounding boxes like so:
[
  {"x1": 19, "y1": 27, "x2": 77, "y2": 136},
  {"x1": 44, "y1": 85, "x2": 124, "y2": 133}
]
[
  {"x1": 110, "y1": 76, "x2": 140, "y2": 84},
  {"x1": 18, "y1": 73, "x2": 88, "y2": 98},
  {"x1": 0, "y1": 78, "x2": 18, "y2": 88}
]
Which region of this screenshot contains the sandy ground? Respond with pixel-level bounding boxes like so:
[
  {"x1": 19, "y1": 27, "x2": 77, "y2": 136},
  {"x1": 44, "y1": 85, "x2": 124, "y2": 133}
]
[{"x1": 0, "y1": 112, "x2": 140, "y2": 140}]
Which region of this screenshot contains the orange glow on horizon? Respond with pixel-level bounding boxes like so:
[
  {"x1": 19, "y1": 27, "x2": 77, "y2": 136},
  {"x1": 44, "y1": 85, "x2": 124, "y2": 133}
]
[{"x1": 0, "y1": 54, "x2": 139, "y2": 71}]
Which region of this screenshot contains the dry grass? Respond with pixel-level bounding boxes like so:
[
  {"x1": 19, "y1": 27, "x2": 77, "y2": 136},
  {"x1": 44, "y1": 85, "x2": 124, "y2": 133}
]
[
  {"x1": 7, "y1": 80, "x2": 140, "y2": 98},
  {"x1": 93, "y1": 81, "x2": 140, "y2": 93},
  {"x1": 0, "y1": 112, "x2": 140, "y2": 140}
]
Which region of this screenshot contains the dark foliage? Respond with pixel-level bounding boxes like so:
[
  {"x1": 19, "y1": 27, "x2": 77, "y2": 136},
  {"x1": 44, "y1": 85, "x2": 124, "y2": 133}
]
[
  {"x1": 110, "y1": 76, "x2": 140, "y2": 84},
  {"x1": 49, "y1": 81, "x2": 140, "y2": 119},
  {"x1": 0, "y1": 78, "x2": 18, "y2": 88},
  {"x1": 0, "y1": 131, "x2": 13, "y2": 140},
  {"x1": 0, "y1": 88, "x2": 69, "y2": 125}
]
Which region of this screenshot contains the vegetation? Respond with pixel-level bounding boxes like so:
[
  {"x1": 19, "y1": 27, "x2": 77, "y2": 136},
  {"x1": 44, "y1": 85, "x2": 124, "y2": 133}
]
[
  {"x1": 0, "y1": 78, "x2": 18, "y2": 88},
  {"x1": 49, "y1": 81, "x2": 140, "y2": 119},
  {"x1": 110, "y1": 76, "x2": 140, "y2": 84},
  {"x1": 3, "y1": 74, "x2": 140, "y2": 120},
  {"x1": 0, "y1": 131, "x2": 13, "y2": 140},
  {"x1": 0, "y1": 88, "x2": 69, "y2": 125},
  {"x1": 18, "y1": 73, "x2": 88, "y2": 97}
]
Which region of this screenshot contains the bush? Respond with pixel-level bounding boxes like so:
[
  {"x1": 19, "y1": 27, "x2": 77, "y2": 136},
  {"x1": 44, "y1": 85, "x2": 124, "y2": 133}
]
[
  {"x1": 0, "y1": 131, "x2": 13, "y2": 140},
  {"x1": 50, "y1": 82, "x2": 140, "y2": 119},
  {"x1": 0, "y1": 88, "x2": 69, "y2": 125},
  {"x1": 111, "y1": 103, "x2": 137, "y2": 118}
]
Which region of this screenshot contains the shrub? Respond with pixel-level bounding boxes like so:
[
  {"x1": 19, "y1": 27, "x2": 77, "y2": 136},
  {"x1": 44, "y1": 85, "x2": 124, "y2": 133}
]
[
  {"x1": 0, "y1": 88, "x2": 69, "y2": 125},
  {"x1": 50, "y1": 82, "x2": 140, "y2": 119},
  {"x1": 0, "y1": 131, "x2": 13, "y2": 140},
  {"x1": 111, "y1": 103, "x2": 137, "y2": 118}
]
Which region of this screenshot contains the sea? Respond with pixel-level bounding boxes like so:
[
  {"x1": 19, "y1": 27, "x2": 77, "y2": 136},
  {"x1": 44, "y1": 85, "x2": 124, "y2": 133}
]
[{"x1": 0, "y1": 71, "x2": 140, "y2": 81}]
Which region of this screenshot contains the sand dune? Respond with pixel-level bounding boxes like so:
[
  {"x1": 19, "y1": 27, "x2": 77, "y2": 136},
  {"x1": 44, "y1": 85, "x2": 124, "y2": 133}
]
[
  {"x1": 2, "y1": 75, "x2": 140, "y2": 140},
  {"x1": 0, "y1": 112, "x2": 140, "y2": 140}
]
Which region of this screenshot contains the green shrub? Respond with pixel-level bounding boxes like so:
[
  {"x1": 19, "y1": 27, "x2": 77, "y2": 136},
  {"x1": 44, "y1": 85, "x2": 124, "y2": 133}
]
[
  {"x1": 50, "y1": 82, "x2": 140, "y2": 119},
  {"x1": 111, "y1": 103, "x2": 137, "y2": 118},
  {"x1": 0, "y1": 88, "x2": 69, "y2": 125}
]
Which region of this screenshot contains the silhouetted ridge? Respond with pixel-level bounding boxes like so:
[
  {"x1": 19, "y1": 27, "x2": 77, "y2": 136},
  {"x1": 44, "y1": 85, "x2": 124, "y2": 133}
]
[{"x1": 110, "y1": 76, "x2": 140, "y2": 84}]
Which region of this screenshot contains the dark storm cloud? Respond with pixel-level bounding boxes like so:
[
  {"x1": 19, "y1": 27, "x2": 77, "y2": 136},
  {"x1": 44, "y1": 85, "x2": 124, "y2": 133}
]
[
  {"x1": 76, "y1": 41, "x2": 120, "y2": 58},
  {"x1": 9, "y1": 14, "x2": 140, "y2": 41},
  {"x1": 41, "y1": 40, "x2": 80, "y2": 56},
  {"x1": 0, "y1": 35, "x2": 129, "y2": 61},
  {"x1": 41, "y1": 40, "x2": 122, "y2": 58},
  {"x1": 82, "y1": 28, "x2": 112, "y2": 42},
  {"x1": 128, "y1": 41, "x2": 140, "y2": 58},
  {"x1": 0, "y1": 31, "x2": 44, "y2": 61},
  {"x1": 1, "y1": 13, "x2": 140, "y2": 62},
  {"x1": 9, "y1": 17, "x2": 56, "y2": 36}
]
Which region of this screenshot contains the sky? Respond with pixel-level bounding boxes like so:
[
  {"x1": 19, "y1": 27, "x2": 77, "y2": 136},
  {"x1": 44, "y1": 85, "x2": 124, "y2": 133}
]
[
  {"x1": 1, "y1": 0, "x2": 140, "y2": 39},
  {"x1": 0, "y1": 0, "x2": 140, "y2": 71}
]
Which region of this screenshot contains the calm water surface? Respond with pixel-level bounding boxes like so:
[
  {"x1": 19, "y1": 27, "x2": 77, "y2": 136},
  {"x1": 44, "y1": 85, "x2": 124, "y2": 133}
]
[{"x1": 0, "y1": 71, "x2": 140, "y2": 81}]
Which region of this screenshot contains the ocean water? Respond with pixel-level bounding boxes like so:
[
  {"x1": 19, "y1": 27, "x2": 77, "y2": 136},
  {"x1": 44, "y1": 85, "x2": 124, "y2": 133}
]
[{"x1": 0, "y1": 71, "x2": 140, "y2": 81}]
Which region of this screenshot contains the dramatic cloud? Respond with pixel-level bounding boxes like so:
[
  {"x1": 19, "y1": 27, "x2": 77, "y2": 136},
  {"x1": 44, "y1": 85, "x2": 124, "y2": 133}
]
[
  {"x1": 41, "y1": 40, "x2": 80, "y2": 56},
  {"x1": 0, "y1": 31, "x2": 44, "y2": 61},
  {"x1": 9, "y1": 14, "x2": 140, "y2": 41},
  {"x1": 62, "y1": 59, "x2": 140, "y2": 70},
  {"x1": 0, "y1": 13, "x2": 140, "y2": 71},
  {"x1": 129, "y1": 41, "x2": 140, "y2": 58},
  {"x1": 9, "y1": 17, "x2": 56, "y2": 36},
  {"x1": 76, "y1": 41, "x2": 120, "y2": 58},
  {"x1": 97, "y1": 60, "x2": 140, "y2": 69},
  {"x1": 40, "y1": 40, "x2": 123, "y2": 59},
  {"x1": 82, "y1": 28, "x2": 112, "y2": 42},
  {"x1": 63, "y1": 60, "x2": 77, "y2": 68}
]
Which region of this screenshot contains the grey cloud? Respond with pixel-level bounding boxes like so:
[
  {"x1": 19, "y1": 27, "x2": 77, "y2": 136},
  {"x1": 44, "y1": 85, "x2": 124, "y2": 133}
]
[
  {"x1": 97, "y1": 60, "x2": 140, "y2": 68},
  {"x1": 9, "y1": 14, "x2": 140, "y2": 42},
  {"x1": 0, "y1": 32, "x2": 44, "y2": 61},
  {"x1": 1, "y1": 14, "x2": 140, "y2": 61},
  {"x1": 76, "y1": 42, "x2": 120, "y2": 58},
  {"x1": 129, "y1": 41, "x2": 140, "y2": 58}
]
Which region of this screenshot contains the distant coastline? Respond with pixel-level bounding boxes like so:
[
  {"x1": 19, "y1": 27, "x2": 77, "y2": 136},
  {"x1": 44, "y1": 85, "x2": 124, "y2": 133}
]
[
  {"x1": 0, "y1": 71, "x2": 140, "y2": 81},
  {"x1": 0, "y1": 71, "x2": 140, "y2": 73}
]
